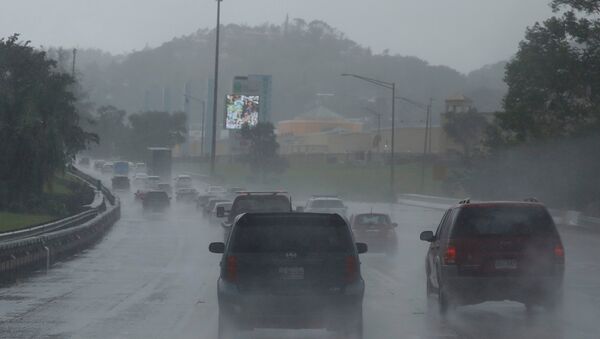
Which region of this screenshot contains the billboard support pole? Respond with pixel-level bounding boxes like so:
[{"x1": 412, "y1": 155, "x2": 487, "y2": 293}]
[{"x1": 210, "y1": 0, "x2": 223, "y2": 178}]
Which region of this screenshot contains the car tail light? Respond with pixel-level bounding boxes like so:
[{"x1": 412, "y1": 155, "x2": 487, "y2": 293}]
[
  {"x1": 225, "y1": 255, "x2": 237, "y2": 282},
  {"x1": 444, "y1": 245, "x2": 457, "y2": 265},
  {"x1": 345, "y1": 256, "x2": 358, "y2": 283},
  {"x1": 554, "y1": 244, "x2": 565, "y2": 263}
]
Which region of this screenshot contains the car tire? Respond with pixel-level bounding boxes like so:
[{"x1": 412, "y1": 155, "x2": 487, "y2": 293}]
[
  {"x1": 438, "y1": 285, "x2": 451, "y2": 316},
  {"x1": 218, "y1": 311, "x2": 239, "y2": 339},
  {"x1": 336, "y1": 307, "x2": 363, "y2": 339},
  {"x1": 542, "y1": 290, "x2": 563, "y2": 312}
]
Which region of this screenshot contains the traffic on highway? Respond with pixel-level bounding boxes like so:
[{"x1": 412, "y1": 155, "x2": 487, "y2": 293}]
[
  {"x1": 1, "y1": 159, "x2": 597, "y2": 339},
  {"x1": 2, "y1": 1, "x2": 600, "y2": 338}
]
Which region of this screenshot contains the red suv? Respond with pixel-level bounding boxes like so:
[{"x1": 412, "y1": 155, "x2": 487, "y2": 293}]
[{"x1": 420, "y1": 200, "x2": 565, "y2": 314}]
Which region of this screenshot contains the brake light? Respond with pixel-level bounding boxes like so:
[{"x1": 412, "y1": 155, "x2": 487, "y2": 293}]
[
  {"x1": 554, "y1": 244, "x2": 565, "y2": 263},
  {"x1": 444, "y1": 246, "x2": 457, "y2": 264},
  {"x1": 345, "y1": 256, "x2": 358, "y2": 283},
  {"x1": 225, "y1": 255, "x2": 237, "y2": 282}
]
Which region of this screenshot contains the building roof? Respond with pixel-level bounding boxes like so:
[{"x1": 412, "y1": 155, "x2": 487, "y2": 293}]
[
  {"x1": 445, "y1": 94, "x2": 473, "y2": 103},
  {"x1": 296, "y1": 106, "x2": 345, "y2": 121}
]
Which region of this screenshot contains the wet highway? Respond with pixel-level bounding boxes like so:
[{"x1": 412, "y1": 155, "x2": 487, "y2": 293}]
[{"x1": 1, "y1": 191, "x2": 599, "y2": 338}]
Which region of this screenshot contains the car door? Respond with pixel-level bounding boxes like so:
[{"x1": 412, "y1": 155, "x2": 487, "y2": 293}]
[{"x1": 428, "y1": 209, "x2": 451, "y2": 289}]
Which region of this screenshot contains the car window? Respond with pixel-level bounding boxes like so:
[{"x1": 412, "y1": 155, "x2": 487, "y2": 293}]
[
  {"x1": 354, "y1": 214, "x2": 390, "y2": 225},
  {"x1": 434, "y1": 209, "x2": 451, "y2": 239},
  {"x1": 309, "y1": 199, "x2": 344, "y2": 208},
  {"x1": 232, "y1": 196, "x2": 290, "y2": 214},
  {"x1": 230, "y1": 214, "x2": 353, "y2": 253},
  {"x1": 451, "y1": 206, "x2": 556, "y2": 238}
]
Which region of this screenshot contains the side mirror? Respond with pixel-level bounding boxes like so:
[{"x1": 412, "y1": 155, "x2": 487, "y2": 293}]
[
  {"x1": 392, "y1": 223, "x2": 398, "y2": 228},
  {"x1": 356, "y1": 242, "x2": 368, "y2": 254},
  {"x1": 296, "y1": 206, "x2": 304, "y2": 212},
  {"x1": 217, "y1": 206, "x2": 225, "y2": 218},
  {"x1": 209, "y1": 242, "x2": 225, "y2": 253},
  {"x1": 420, "y1": 231, "x2": 435, "y2": 242}
]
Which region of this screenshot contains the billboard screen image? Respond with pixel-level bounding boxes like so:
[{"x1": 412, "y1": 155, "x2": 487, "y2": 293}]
[{"x1": 225, "y1": 95, "x2": 260, "y2": 129}]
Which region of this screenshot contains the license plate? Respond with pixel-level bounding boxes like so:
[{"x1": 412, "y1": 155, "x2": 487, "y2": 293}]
[
  {"x1": 278, "y1": 266, "x2": 304, "y2": 280},
  {"x1": 495, "y1": 259, "x2": 517, "y2": 270}
]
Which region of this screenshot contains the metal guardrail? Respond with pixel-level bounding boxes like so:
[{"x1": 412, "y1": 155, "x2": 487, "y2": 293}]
[{"x1": 0, "y1": 166, "x2": 121, "y2": 279}]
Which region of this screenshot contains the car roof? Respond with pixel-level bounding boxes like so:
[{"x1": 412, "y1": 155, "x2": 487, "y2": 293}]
[
  {"x1": 310, "y1": 196, "x2": 343, "y2": 201},
  {"x1": 354, "y1": 212, "x2": 389, "y2": 217},
  {"x1": 452, "y1": 200, "x2": 546, "y2": 209},
  {"x1": 176, "y1": 175, "x2": 191, "y2": 179}
]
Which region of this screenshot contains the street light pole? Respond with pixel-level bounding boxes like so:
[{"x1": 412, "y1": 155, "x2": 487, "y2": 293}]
[
  {"x1": 391, "y1": 83, "x2": 396, "y2": 194},
  {"x1": 363, "y1": 107, "x2": 382, "y2": 152},
  {"x1": 395, "y1": 96, "x2": 433, "y2": 193},
  {"x1": 342, "y1": 73, "x2": 396, "y2": 199},
  {"x1": 210, "y1": 0, "x2": 223, "y2": 178}
]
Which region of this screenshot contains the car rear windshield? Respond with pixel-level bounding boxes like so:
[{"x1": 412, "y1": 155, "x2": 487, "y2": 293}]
[
  {"x1": 146, "y1": 192, "x2": 168, "y2": 200},
  {"x1": 310, "y1": 199, "x2": 344, "y2": 208},
  {"x1": 355, "y1": 214, "x2": 390, "y2": 225},
  {"x1": 232, "y1": 196, "x2": 290, "y2": 214},
  {"x1": 452, "y1": 205, "x2": 556, "y2": 238},
  {"x1": 231, "y1": 214, "x2": 353, "y2": 253}
]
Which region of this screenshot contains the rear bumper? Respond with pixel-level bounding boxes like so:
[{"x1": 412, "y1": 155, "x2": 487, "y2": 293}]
[
  {"x1": 218, "y1": 279, "x2": 363, "y2": 329},
  {"x1": 441, "y1": 265, "x2": 563, "y2": 304}
]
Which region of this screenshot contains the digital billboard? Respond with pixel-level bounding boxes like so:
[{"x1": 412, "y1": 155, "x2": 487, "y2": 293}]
[{"x1": 225, "y1": 95, "x2": 260, "y2": 129}]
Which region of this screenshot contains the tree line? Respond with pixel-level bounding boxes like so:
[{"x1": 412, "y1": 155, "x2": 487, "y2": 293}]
[
  {"x1": 444, "y1": 0, "x2": 600, "y2": 213},
  {"x1": 0, "y1": 35, "x2": 96, "y2": 211}
]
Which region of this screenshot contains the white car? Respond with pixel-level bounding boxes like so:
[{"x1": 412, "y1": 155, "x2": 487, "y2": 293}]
[
  {"x1": 206, "y1": 185, "x2": 227, "y2": 196},
  {"x1": 304, "y1": 195, "x2": 348, "y2": 217},
  {"x1": 174, "y1": 175, "x2": 193, "y2": 190},
  {"x1": 145, "y1": 176, "x2": 161, "y2": 190},
  {"x1": 133, "y1": 173, "x2": 148, "y2": 188},
  {"x1": 135, "y1": 163, "x2": 147, "y2": 174}
]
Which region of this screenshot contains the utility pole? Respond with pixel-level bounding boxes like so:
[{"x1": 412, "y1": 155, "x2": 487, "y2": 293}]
[
  {"x1": 201, "y1": 100, "x2": 206, "y2": 157},
  {"x1": 71, "y1": 49, "x2": 77, "y2": 78},
  {"x1": 342, "y1": 74, "x2": 396, "y2": 200},
  {"x1": 210, "y1": 0, "x2": 223, "y2": 178}
]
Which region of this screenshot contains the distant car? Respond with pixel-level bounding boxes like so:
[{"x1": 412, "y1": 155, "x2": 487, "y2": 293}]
[
  {"x1": 225, "y1": 187, "x2": 246, "y2": 199},
  {"x1": 351, "y1": 213, "x2": 398, "y2": 254},
  {"x1": 204, "y1": 198, "x2": 230, "y2": 217},
  {"x1": 145, "y1": 176, "x2": 161, "y2": 190},
  {"x1": 209, "y1": 212, "x2": 367, "y2": 338},
  {"x1": 174, "y1": 175, "x2": 193, "y2": 190},
  {"x1": 111, "y1": 175, "x2": 131, "y2": 191},
  {"x1": 101, "y1": 162, "x2": 114, "y2": 175},
  {"x1": 142, "y1": 190, "x2": 170, "y2": 212},
  {"x1": 158, "y1": 183, "x2": 173, "y2": 196},
  {"x1": 196, "y1": 194, "x2": 216, "y2": 211},
  {"x1": 420, "y1": 199, "x2": 565, "y2": 314},
  {"x1": 93, "y1": 160, "x2": 105, "y2": 171},
  {"x1": 219, "y1": 192, "x2": 293, "y2": 242},
  {"x1": 78, "y1": 157, "x2": 90, "y2": 167},
  {"x1": 135, "y1": 162, "x2": 147, "y2": 174},
  {"x1": 133, "y1": 173, "x2": 148, "y2": 188},
  {"x1": 210, "y1": 202, "x2": 232, "y2": 224},
  {"x1": 206, "y1": 185, "x2": 227, "y2": 196},
  {"x1": 175, "y1": 188, "x2": 199, "y2": 203},
  {"x1": 303, "y1": 195, "x2": 348, "y2": 218}
]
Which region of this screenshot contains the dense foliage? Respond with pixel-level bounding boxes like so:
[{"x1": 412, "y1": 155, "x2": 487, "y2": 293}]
[
  {"x1": 87, "y1": 107, "x2": 187, "y2": 161},
  {"x1": 0, "y1": 35, "x2": 96, "y2": 211},
  {"x1": 458, "y1": 0, "x2": 600, "y2": 212},
  {"x1": 240, "y1": 122, "x2": 288, "y2": 181}
]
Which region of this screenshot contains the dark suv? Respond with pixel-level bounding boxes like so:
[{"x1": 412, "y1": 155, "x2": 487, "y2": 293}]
[
  {"x1": 420, "y1": 200, "x2": 565, "y2": 313},
  {"x1": 218, "y1": 192, "x2": 292, "y2": 241},
  {"x1": 209, "y1": 213, "x2": 368, "y2": 339}
]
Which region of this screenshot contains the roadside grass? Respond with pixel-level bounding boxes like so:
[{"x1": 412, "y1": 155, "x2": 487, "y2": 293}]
[
  {"x1": 0, "y1": 174, "x2": 87, "y2": 233},
  {"x1": 0, "y1": 212, "x2": 56, "y2": 233},
  {"x1": 175, "y1": 160, "x2": 446, "y2": 202}
]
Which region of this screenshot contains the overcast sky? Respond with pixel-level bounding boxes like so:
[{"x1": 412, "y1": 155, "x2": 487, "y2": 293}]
[{"x1": 0, "y1": 0, "x2": 553, "y2": 73}]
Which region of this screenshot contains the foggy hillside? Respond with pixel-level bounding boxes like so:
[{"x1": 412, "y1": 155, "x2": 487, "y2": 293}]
[{"x1": 68, "y1": 19, "x2": 508, "y2": 123}]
